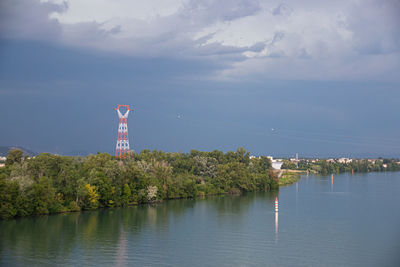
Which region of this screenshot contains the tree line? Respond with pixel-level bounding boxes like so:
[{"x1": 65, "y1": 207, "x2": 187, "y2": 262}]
[
  {"x1": 0, "y1": 148, "x2": 277, "y2": 219},
  {"x1": 282, "y1": 158, "x2": 400, "y2": 175}
]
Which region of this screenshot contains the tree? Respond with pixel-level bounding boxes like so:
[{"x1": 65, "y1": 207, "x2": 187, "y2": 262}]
[
  {"x1": 0, "y1": 174, "x2": 19, "y2": 219},
  {"x1": 89, "y1": 170, "x2": 115, "y2": 207},
  {"x1": 5, "y1": 149, "x2": 24, "y2": 166},
  {"x1": 193, "y1": 156, "x2": 217, "y2": 178},
  {"x1": 281, "y1": 160, "x2": 297, "y2": 170},
  {"x1": 29, "y1": 176, "x2": 62, "y2": 215},
  {"x1": 27, "y1": 153, "x2": 62, "y2": 182},
  {"x1": 215, "y1": 162, "x2": 252, "y2": 193},
  {"x1": 249, "y1": 156, "x2": 272, "y2": 173},
  {"x1": 122, "y1": 183, "x2": 131, "y2": 205},
  {"x1": 82, "y1": 184, "x2": 99, "y2": 209},
  {"x1": 147, "y1": 185, "x2": 158, "y2": 202},
  {"x1": 152, "y1": 160, "x2": 172, "y2": 195},
  {"x1": 235, "y1": 147, "x2": 250, "y2": 165}
]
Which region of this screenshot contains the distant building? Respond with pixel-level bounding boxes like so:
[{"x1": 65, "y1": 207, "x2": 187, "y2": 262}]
[
  {"x1": 0, "y1": 163, "x2": 5, "y2": 168},
  {"x1": 272, "y1": 161, "x2": 283, "y2": 170},
  {"x1": 268, "y1": 156, "x2": 284, "y2": 170},
  {"x1": 338, "y1": 158, "x2": 352, "y2": 164},
  {"x1": 0, "y1": 156, "x2": 6, "y2": 162}
]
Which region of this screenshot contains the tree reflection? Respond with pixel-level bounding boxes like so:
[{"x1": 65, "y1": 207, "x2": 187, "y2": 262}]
[{"x1": 0, "y1": 192, "x2": 279, "y2": 264}]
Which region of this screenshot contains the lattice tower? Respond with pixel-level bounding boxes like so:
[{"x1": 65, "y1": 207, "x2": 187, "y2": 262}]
[{"x1": 115, "y1": 104, "x2": 132, "y2": 159}]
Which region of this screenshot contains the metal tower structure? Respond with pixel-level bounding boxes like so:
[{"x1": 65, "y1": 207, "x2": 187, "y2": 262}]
[{"x1": 115, "y1": 104, "x2": 132, "y2": 159}]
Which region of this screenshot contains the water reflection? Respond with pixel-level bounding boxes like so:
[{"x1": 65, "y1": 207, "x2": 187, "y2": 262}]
[
  {"x1": 115, "y1": 228, "x2": 127, "y2": 267},
  {"x1": 2, "y1": 173, "x2": 400, "y2": 266},
  {"x1": 0, "y1": 200, "x2": 193, "y2": 265},
  {"x1": 274, "y1": 195, "x2": 279, "y2": 243},
  {"x1": 275, "y1": 211, "x2": 279, "y2": 243},
  {"x1": 0, "y1": 191, "x2": 280, "y2": 265}
]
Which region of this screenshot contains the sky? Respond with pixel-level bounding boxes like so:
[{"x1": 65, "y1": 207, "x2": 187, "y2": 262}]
[{"x1": 0, "y1": 0, "x2": 400, "y2": 158}]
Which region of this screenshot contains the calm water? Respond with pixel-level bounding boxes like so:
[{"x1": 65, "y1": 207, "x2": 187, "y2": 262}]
[{"x1": 1, "y1": 172, "x2": 400, "y2": 266}]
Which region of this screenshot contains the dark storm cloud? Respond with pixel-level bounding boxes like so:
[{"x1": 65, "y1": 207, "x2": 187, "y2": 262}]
[
  {"x1": 347, "y1": 0, "x2": 400, "y2": 55},
  {"x1": 0, "y1": 0, "x2": 400, "y2": 156},
  {"x1": 1, "y1": 0, "x2": 400, "y2": 82}
]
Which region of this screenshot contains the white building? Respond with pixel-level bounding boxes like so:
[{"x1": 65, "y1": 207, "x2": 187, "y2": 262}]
[
  {"x1": 272, "y1": 161, "x2": 283, "y2": 170},
  {"x1": 268, "y1": 156, "x2": 284, "y2": 170},
  {"x1": 338, "y1": 158, "x2": 352, "y2": 164}
]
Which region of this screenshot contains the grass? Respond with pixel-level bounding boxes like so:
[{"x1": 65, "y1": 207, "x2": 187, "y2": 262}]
[{"x1": 278, "y1": 169, "x2": 304, "y2": 186}]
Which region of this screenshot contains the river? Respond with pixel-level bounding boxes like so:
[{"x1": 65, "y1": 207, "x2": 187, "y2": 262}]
[{"x1": 1, "y1": 172, "x2": 400, "y2": 266}]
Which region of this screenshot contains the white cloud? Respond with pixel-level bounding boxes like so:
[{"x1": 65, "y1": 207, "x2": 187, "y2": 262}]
[
  {"x1": 2, "y1": 0, "x2": 400, "y2": 82},
  {"x1": 46, "y1": 0, "x2": 185, "y2": 23}
]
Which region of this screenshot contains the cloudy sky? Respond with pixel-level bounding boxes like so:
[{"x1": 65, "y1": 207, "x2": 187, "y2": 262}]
[{"x1": 0, "y1": 0, "x2": 399, "y2": 157}]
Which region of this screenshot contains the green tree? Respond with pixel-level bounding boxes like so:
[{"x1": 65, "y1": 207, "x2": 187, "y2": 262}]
[
  {"x1": 5, "y1": 149, "x2": 24, "y2": 166},
  {"x1": 81, "y1": 183, "x2": 99, "y2": 209},
  {"x1": 122, "y1": 183, "x2": 131, "y2": 205},
  {"x1": 89, "y1": 170, "x2": 115, "y2": 207},
  {"x1": 29, "y1": 176, "x2": 62, "y2": 215},
  {"x1": 0, "y1": 174, "x2": 19, "y2": 219}
]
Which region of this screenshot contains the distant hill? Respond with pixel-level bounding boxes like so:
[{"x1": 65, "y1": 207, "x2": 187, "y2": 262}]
[
  {"x1": 66, "y1": 150, "x2": 91, "y2": 156},
  {"x1": 0, "y1": 146, "x2": 38, "y2": 157}
]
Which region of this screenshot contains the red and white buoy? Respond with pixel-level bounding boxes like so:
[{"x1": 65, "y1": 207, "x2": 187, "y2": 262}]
[{"x1": 275, "y1": 197, "x2": 279, "y2": 212}]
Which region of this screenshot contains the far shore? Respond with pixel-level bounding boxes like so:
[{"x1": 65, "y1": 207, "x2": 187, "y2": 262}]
[{"x1": 276, "y1": 169, "x2": 308, "y2": 186}]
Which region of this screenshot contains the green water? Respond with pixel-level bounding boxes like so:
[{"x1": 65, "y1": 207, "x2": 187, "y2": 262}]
[{"x1": 1, "y1": 172, "x2": 400, "y2": 266}]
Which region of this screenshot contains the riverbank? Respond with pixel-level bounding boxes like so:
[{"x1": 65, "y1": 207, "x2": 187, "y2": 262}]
[
  {"x1": 0, "y1": 149, "x2": 279, "y2": 220},
  {"x1": 277, "y1": 169, "x2": 307, "y2": 186}
]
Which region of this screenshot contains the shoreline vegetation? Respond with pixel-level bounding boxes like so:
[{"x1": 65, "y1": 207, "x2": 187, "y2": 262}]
[
  {"x1": 277, "y1": 170, "x2": 306, "y2": 186},
  {"x1": 281, "y1": 157, "x2": 400, "y2": 175},
  {"x1": 0, "y1": 148, "x2": 277, "y2": 220},
  {"x1": 1, "y1": 148, "x2": 399, "y2": 220}
]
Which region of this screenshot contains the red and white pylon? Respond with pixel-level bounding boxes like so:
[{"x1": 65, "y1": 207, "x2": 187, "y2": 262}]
[{"x1": 115, "y1": 104, "x2": 132, "y2": 159}]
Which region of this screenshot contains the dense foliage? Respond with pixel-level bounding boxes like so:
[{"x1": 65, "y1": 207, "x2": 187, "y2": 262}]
[{"x1": 0, "y1": 148, "x2": 277, "y2": 219}]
